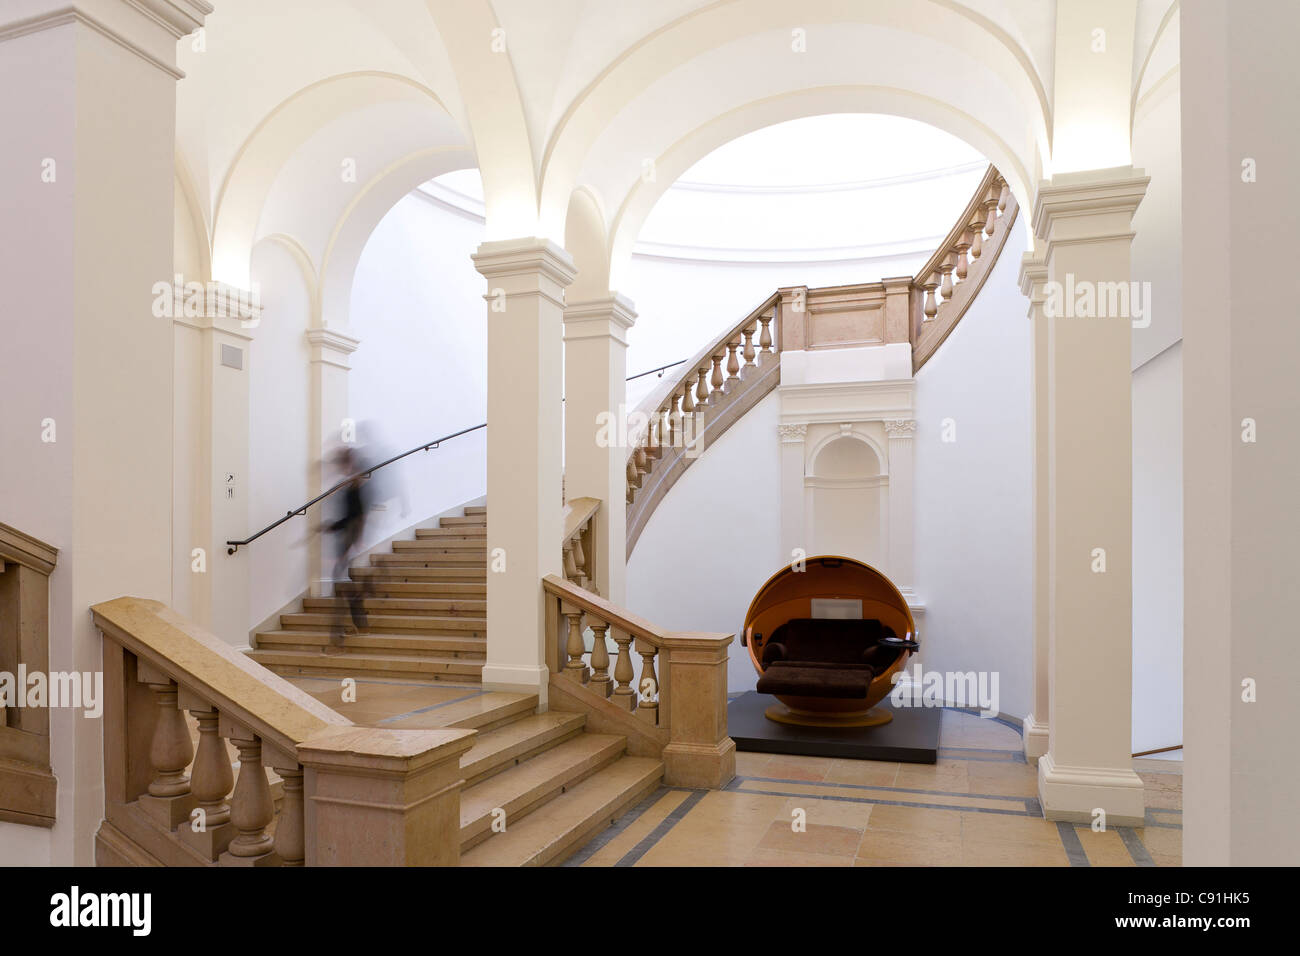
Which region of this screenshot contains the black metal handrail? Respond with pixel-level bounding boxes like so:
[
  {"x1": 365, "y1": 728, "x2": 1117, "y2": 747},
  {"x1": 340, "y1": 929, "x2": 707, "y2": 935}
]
[{"x1": 226, "y1": 359, "x2": 686, "y2": 554}]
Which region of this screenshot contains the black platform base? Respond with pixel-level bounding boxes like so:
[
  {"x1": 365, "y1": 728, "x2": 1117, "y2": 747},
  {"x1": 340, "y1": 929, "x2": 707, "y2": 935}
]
[{"x1": 727, "y1": 691, "x2": 941, "y2": 764}]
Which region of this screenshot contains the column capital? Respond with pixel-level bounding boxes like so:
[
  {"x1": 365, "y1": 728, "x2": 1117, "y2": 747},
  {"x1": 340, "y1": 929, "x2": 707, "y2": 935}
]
[
  {"x1": 473, "y1": 236, "x2": 574, "y2": 293},
  {"x1": 1, "y1": 1, "x2": 210, "y2": 79},
  {"x1": 563, "y1": 293, "x2": 637, "y2": 344},
  {"x1": 884, "y1": 419, "x2": 917, "y2": 438},
  {"x1": 305, "y1": 327, "x2": 360, "y2": 368},
  {"x1": 777, "y1": 423, "x2": 807, "y2": 443},
  {"x1": 166, "y1": 280, "x2": 261, "y2": 339},
  {"x1": 1017, "y1": 253, "x2": 1049, "y2": 299},
  {"x1": 1031, "y1": 166, "x2": 1149, "y2": 245}
]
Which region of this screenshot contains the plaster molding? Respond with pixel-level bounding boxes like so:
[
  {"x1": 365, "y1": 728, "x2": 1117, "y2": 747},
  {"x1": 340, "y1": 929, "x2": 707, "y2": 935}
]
[
  {"x1": 1031, "y1": 167, "x2": 1150, "y2": 243},
  {"x1": 777, "y1": 423, "x2": 808, "y2": 442},
  {"x1": 563, "y1": 293, "x2": 638, "y2": 344},
  {"x1": 883, "y1": 419, "x2": 917, "y2": 437},
  {"x1": 305, "y1": 328, "x2": 361, "y2": 368}
]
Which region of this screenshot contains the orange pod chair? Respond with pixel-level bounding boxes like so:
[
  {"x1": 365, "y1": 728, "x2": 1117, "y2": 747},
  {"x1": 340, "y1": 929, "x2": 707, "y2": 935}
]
[{"x1": 743, "y1": 556, "x2": 918, "y2": 728}]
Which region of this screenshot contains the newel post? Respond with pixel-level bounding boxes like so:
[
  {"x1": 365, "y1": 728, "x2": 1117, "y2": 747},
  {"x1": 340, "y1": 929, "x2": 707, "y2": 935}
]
[
  {"x1": 297, "y1": 726, "x2": 475, "y2": 866},
  {"x1": 658, "y1": 632, "x2": 736, "y2": 789}
]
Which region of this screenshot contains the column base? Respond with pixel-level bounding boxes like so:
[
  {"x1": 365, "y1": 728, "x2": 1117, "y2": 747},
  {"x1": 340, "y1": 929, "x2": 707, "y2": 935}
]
[
  {"x1": 663, "y1": 737, "x2": 736, "y2": 790},
  {"x1": 1037, "y1": 752, "x2": 1145, "y2": 827},
  {"x1": 482, "y1": 663, "x2": 550, "y2": 708},
  {"x1": 1022, "y1": 712, "x2": 1049, "y2": 763}
]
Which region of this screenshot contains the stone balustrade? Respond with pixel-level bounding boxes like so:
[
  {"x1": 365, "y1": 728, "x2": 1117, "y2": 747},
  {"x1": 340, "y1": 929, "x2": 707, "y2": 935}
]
[
  {"x1": 561, "y1": 496, "x2": 600, "y2": 593},
  {"x1": 542, "y1": 574, "x2": 735, "y2": 789},
  {"x1": 92, "y1": 597, "x2": 474, "y2": 866}
]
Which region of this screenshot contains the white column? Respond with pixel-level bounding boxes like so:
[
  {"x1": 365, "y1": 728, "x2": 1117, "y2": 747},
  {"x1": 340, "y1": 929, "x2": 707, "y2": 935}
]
[
  {"x1": 473, "y1": 239, "x2": 576, "y2": 702},
  {"x1": 1034, "y1": 167, "x2": 1148, "y2": 826},
  {"x1": 0, "y1": 0, "x2": 207, "y2": 865},
  {"x1": 883, "y1": 419, "x2": 917, "y2": 595},
  {"x1": 777, "y1": 423, "x2": 807, "y2": 564},
  {"x1": 1018, "y1": 253, "x2": 1050, "y2": 763},
  {"x1": 563, "y1": 294, "x2": 636, "y2": 603},
  {"x1": 305, "y1": 328, "x2": 360, "y2": 596}
]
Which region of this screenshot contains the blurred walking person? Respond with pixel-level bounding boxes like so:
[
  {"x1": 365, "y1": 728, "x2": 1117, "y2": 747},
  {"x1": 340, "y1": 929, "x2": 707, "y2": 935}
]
[{"x1": 324, "y1": 446, "x2": 372, "y2": 648}]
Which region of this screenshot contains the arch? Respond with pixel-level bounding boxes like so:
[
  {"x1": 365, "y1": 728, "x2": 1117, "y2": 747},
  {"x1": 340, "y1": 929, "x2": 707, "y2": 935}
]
[
  {"x1": 806, "y1": 428, "x2": 889, "y2": 480},
  {"x1": 425, "y1": 0, "x2": 540, "y2": 239},
  {"x1": 256, "y1": 233, "x2": 321, "y2": 326},
  {"x1": 210, "y1": 71, "x2": 462, "y2": 289},
  {"x1": 811, "y1": 435, "x2": 883, "y2": 479},
  {"x1": 174, "y1": 153, "x2": 212, "y2": 284},
  {"x1": 318, "y1": 145, "x2": 477, "y2": 331},
  {"x1": 603, "y1": 88, "x2": 1034, "y2": 289},
  {"x1": 537, "y1": 0, "x2": 1051, "y2": 241},
  {"x1": 564, "y1": 186, "x2": 613, "y2": 302}
]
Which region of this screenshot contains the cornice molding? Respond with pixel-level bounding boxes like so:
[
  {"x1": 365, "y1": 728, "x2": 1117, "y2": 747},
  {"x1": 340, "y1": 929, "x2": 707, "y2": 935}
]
[
  {"x1": 563, "y1": 293, "x2": 638, "y2": 342},
  {"x1": 1031, "y1": 167, "x2": 1150, "y2": 242},
  {"x1": 471, "y1": 238, "x2": 577, "y2": 288},
  {"x1": 305, "y1": 328, "x2": 361, "y2": 367}
]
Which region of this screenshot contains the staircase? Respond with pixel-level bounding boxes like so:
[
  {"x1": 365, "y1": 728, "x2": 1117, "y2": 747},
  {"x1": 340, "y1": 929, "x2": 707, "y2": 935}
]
[
  {"x1": 249, "y1": 505, "x2": 490, "y2": 682},
  {"x1": 247, "y1": 504, "x2": 664, "y2": 866}
]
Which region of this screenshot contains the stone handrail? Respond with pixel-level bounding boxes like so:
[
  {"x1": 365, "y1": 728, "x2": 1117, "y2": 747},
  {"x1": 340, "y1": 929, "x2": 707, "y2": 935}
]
[
  {"x1": 93, "y1": 597, "x2": 474, "y2": 866},
  {"x1": 561, "y1": 496, "x2": 600, "y2": 592},
  {"x1": 541, "y1": 574, "x2": 734, "y2": 788},
  {"x1": 623, "y1": 165, "x2": 1019, "y2": 555},
  {"x1": 910, "y1": 165, "x2": 1019, "y2": 371}
]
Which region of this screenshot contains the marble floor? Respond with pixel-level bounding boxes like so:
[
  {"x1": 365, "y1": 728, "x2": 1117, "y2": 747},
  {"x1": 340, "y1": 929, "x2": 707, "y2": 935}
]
[{"x1": 282, "y1": 676, "x2": 1182, "y2": 867}]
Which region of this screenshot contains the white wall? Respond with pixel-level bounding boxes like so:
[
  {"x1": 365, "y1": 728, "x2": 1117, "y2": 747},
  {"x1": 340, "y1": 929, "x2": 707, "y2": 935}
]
[
  {"x1": 1131, "y1": 342, "x2": 1183, "y2": 752},
  {"x1": 914, "y1": 224, "x2": 1034, "y2": 720},
  {"x1": 626, "y1": 391, "x2": 783, "y2": 693},
  {"x1": 347, "y1": 193, "x2": 488, "y2": 553},
  {"x1": 1130, "y1": 70, "x2": 1184, "y2": 752},
  {"x1": 247, "y1": 240, "x2": 312, "y2": 628}
]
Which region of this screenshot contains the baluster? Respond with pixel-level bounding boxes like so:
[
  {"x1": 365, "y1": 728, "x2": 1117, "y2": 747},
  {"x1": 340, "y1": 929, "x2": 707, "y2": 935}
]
[
  {"x1": 562, "y1": 539, "x2": 579, "y2": 583},
  {"x1": 695, "y1": 366, "x2": 709, "y2": 406},
  {"x1": 636, "y1": 642, "x2": 659, "y2": 725},
  {"x1": 680, "y1": 379, "x2": 695, "y2": 416},
  {"x1": 645, "y1": 415, "x2": 660, "y2": 460},
  {"x1": 188, "y1": 706, "x2": 232, "y2": 827},
  {"x1": 742, "y1": 325, "x2": 757, "y2": 368},
  {"x1": 667, "y1": 394, "x2": 682, "y2": 450},
  {"x1": 571, "y1": 534, "x2": 588, "y2": 590},
  {"x1": 224, "y1": 732, "x2": 275, "y2": 861},
  {"x1": 627, "y1": 456, "x2": 640, "y2": 492},
  {"x1": 709, "y1": 352, "x2": 724, "y2": 400},
  {"x1": 983, "y1": 184, "x2": 999, "y2": 236},
  {"x1": 939, "y1": 252, "x2": 956, "y2": 302},
  {"x1": 612, "y1": 631, "x2": 637, "y2": 710},
  {"x1": 271, "y1": 764, "x2": 305, "y2": 867},
  {"x1": 146, "y1": 680, "x2": 193, "y2": 798},
  {"x1": 955, "y1": 230, "x2": 972, "y2": 281},
  {"x1": 758, "y1": 313, "x2": 773, "y2": 355},
  {"x1": 634, "y1": 444, "x2": 648, "y2": 481},
  {"x1": 563, "y1": 603, "x2": 588, "y2": 682},
  {"x1": 589, "y1": 621, "x2": 612, "y2": 698},
  {"x1": 725, "y1": 337, "x2": 741, "y2": 384},
  {"x1": 921, "y1": 275, "x2": 939, "y2": 322},
  {"x1": 997, "y1": 175, "x2": 1009, "y2": 213},
  {"x1": 969, "y1": 210, "x2": 985, "y2": 260}
]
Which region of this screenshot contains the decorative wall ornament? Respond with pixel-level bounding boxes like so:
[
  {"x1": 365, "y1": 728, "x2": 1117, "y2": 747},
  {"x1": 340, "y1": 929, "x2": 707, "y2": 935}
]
[
  {"x1": 778, "y1": 423, "x2": 808, "y2": 441},
  {"x1": 884, "y1": 419, "x2": 918, "y2": 437}
]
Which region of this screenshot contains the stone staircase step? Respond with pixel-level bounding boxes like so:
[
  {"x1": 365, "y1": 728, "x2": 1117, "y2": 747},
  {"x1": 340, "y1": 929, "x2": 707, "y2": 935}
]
[
  {"x1": 247, "y1": 647, "x2": 482, "y2": 682},
  {"x1": 464, "y1": 506, "x2": 487, "y2": 515},
  {"x1": 302, "y1": 596, "x2": 486, "y2": 617},
  {"x1": 459, "y1": 733, "x2": 626, "y2": 849},
  {"x1": 416, "y1": 692, "x2": 537, "y2": 732},
  {"x1": 371, "y1": 553, "x2": 485, "y2": 568},
  {"x1": 337, "y1": 580, "x2": 486, "y2": 597},
  {"x1": 254, "y1": 629, "x2": 485, "y2": 657},
  {"x1": 414, "y1": 527, "x2": 487, "y2": 539},
  {"x1": 439, "y1": 515, "x2": 487, "y2": 528},
  {"x1": 279, "y1": 612, "x2": 485, "y2": 636},
  {"x1": 460, "y1": 712, "x2": 587, "y2": 788},
  {"x1": 349, "y1": 566, "x2": 486, "y2": 583},
  {"x1": 460, "y1": 757, "x2": 665, "y2": 867},
  {"x1": 392, "y1": 539, "x2": 488, "y2": 552}
]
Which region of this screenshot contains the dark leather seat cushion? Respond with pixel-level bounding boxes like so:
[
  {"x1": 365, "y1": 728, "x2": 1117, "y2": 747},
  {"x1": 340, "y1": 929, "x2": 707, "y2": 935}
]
[{"x1": 756, "y1": 661, "x2": 874, "y2": 698}]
